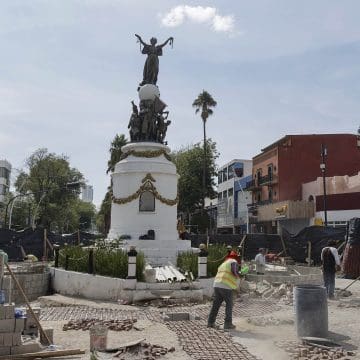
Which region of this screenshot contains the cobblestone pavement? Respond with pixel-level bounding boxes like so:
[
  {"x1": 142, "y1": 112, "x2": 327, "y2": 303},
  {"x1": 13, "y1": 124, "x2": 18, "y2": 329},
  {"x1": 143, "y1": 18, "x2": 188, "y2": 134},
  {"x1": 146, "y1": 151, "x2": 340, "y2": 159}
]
[
  {"x1": 40, "y1": 297, "x2": 279, "y2": 359},
  {"x1": 40, "y1": 296, "x2": 279, "y2": 323},
  {"x1": 167, "y1": 321, "x2": 261, "y2": 360}
]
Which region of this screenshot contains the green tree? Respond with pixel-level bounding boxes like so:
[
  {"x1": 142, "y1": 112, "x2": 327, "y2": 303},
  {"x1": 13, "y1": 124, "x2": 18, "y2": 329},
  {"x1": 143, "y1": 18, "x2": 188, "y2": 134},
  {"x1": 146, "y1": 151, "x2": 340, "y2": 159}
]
[
  {"x1": 106, "y1": 134, "x2": 128, "y2": 174},
  {"x1": 192, "y1": 90, "x2": 217, "y2": 210},
  {"x1": 76, "y1": 200, "x2": 96, "y2": 231},
  {"x1": 172, "y1": 140, "x2": 218, "y2": 228},
  {"x1": 97, "y1": 134, "x2": 128, "y2": 235},
  {"x1": 15, "y1": 148, "x2": 85, "y2": 232}
]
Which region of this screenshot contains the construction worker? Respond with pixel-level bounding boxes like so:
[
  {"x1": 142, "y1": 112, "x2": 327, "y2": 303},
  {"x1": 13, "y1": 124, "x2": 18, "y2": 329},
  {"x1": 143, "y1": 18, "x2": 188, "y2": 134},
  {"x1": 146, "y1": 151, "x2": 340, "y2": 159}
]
[
  {"x1": 321, "y1": 240, "x2": 341, "y2": 299},
  {"x1": 207, "y1": 251, "x2": 240, "y2": 330}
]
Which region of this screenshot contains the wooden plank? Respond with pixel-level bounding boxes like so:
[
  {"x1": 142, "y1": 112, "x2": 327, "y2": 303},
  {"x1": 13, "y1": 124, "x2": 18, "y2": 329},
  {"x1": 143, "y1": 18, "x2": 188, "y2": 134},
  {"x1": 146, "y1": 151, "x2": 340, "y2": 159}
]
[{"x1": 0, "y1": 349, "x2": 85, "y2": 359}]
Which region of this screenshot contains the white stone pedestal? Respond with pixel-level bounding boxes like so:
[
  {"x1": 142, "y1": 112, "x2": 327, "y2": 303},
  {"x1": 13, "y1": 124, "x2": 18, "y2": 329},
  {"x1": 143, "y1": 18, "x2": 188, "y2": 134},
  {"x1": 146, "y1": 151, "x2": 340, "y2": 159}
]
[{"x1": 108, "y1": 142, "x2": 191, "y2": 265}]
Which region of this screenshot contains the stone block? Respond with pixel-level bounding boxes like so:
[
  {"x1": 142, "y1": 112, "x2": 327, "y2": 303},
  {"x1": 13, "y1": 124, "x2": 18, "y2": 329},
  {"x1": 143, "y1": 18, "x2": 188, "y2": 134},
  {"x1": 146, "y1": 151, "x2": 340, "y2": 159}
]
[
  {"x1": 0, "y1": 318, "x2": 15, "y2": 333},
  {"x1": 12, "y1": 333, "x2": 21, "y2": 346},
  {"x1": 2, "y1": 304, "x2": 15, "y2": 319},
  {"x1": 14, "y1": 318, "x2": 25, "y2": 333},
  {"x1": 3, "y1": 332, "x2": 13, "y2": 346},
  {"x1": 0, "y1": 306, "x2": 5, "y2": 320},
  {"x1": 0, "y1": 346, "x2": 11, "y2": 356},
  {"x1": 11, "y1": 342, "x2": 41, "y2": 355}
]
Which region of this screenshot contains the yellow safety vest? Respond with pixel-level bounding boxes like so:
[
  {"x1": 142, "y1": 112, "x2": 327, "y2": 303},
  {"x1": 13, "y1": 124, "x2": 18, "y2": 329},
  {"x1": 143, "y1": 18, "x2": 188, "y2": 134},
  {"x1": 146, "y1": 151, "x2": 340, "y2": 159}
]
[{"x1": 214, "y1": 259, "x2": 238, "y2": 290}]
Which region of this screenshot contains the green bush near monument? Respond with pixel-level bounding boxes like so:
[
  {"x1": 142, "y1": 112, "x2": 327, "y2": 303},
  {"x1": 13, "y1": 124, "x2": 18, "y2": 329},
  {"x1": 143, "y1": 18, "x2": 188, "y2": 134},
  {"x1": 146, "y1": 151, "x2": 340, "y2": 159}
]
[
  {"x1": 58, "y1": 246, "x2": 145, "y2": 281},
  {"x1": 177, "y1": 244, "x2": 228, "y2": 278}
]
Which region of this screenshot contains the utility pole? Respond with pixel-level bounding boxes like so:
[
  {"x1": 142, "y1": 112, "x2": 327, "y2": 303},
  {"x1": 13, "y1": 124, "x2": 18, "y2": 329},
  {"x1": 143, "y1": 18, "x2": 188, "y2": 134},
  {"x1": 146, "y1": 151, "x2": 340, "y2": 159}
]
[{"x1": 320, "y1": 144, "x2": 328, "y2": 226}]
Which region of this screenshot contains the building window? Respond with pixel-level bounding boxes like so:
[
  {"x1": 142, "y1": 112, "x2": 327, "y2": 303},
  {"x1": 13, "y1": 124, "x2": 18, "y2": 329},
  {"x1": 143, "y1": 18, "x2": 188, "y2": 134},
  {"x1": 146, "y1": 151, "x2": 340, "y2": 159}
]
[
  {"x1": 223, "y1": 169, "x2": 228, "y2": 182},
  {"x1": 218, "y1": 171, "x2": 222, "y2": 184},
  {"x1": 228, "y1": 165, "x2": 234, "y2": 179},
  {"x1": 256, "y1": 170, "x2": 261, "y2": 185},
  {"x1": 268, "y1": 164, "x2": 273, "y2": 180},
  {"x1": 223, "y1": 190, "x2": 227, "y2": 198},
  {"x1": 228, "y1": 188, "x2": 233, "y2": 197},
  {"x1": 218, "y1": 192, "x2": 222, "y2": 201},
  {"x1": 308, "y1": 195, "x2": 314, "y2": 202},
  {"x1": 268, "y1": 188, "x2": 273, "y2": 201},
  {"x1": 139, "y1": 191, "x2": 155, "y2": 212}
]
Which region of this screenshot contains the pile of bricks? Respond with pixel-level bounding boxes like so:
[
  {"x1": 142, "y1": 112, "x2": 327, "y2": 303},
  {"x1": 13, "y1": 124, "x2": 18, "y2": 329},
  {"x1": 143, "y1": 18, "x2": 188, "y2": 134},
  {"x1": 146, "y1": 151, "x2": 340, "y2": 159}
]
[
  {"x1": 0, "y1": 303, "x2": 41, "y2": 356},
  {"x1": 63, "y1": 318, "x2": 137, "y2": 332}
]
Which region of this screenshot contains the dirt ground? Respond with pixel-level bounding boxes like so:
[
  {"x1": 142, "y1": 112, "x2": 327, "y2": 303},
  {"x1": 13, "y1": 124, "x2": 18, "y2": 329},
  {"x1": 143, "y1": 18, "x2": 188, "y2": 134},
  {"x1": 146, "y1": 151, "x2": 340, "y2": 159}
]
[{"x1": 34, "y1": 277, "x2": 360, "y2": 360}]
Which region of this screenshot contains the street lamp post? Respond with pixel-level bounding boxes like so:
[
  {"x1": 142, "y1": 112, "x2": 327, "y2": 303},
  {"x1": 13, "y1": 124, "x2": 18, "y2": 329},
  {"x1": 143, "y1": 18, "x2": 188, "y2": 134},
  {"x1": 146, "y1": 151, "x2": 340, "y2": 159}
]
[{"x1": 320, "y1": 144, "x2": 328, "y2": 226}]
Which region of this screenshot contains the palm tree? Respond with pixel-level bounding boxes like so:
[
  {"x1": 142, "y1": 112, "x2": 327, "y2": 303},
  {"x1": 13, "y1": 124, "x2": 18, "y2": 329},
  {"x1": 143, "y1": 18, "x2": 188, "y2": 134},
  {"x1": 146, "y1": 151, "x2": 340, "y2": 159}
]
[
  {"x1": 106, "y1": 134, "x2": 128, "y2": 174},
  {"x1": 192, "y1": 90, "x2": 217, "y2": 211}
]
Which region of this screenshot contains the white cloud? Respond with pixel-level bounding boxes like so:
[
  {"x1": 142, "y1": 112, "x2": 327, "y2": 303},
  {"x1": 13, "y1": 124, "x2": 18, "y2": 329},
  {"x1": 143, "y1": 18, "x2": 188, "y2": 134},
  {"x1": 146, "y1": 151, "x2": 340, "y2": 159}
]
[
  {"x1": 212, "y1": 14, "x2": 234, "y2": 33},
  {"x1": 161, "y1": 5, "x2": 236, "y2": 34}
]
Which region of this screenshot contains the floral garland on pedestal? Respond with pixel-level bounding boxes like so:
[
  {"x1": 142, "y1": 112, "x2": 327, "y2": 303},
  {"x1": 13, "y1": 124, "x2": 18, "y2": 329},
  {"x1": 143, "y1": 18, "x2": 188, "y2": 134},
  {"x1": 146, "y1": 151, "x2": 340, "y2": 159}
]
[
  {"x1": 111, "y1": 173, "x2": 178, "y2": 206},
  {"x1": 120, "y1": 148, "x2": 172, "y2": 162}
]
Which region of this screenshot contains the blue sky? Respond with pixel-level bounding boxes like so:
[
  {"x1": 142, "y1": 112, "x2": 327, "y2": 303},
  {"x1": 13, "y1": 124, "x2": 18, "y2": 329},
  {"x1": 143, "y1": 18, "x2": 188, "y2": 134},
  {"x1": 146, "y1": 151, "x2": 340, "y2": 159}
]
[{"x1": 1, "y1": 1, "x2": 359, "y2": 205}]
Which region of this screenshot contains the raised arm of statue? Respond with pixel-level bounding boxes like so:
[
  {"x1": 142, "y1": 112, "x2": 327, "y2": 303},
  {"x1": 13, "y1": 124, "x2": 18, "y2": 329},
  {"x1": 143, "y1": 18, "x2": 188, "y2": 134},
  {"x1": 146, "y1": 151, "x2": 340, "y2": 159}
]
[
  {"x1": 159, "y1": 37, "x2": 174, "y2": 49},
  {"x1": 135, "y1": 34, "x2": 147, "y2": 46}
]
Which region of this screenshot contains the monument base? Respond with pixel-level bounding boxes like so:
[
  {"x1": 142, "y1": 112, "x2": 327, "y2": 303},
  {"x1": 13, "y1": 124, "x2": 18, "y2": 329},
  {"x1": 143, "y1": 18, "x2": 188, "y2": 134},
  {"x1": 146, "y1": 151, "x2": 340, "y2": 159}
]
[{"x1": 123, "y1": 239, "x2": 192, "y2": 266}]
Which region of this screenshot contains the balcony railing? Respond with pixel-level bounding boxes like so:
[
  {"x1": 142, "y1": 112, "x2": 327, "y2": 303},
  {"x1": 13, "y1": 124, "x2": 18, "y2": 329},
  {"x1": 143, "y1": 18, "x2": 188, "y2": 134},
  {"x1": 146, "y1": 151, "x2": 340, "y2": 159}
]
[
  {"x1": 245, "y1": 179, "x2": 261, "y2": 191},
  {"x1": 258, "y1": 174, "x2": 278, "y2": 186}
]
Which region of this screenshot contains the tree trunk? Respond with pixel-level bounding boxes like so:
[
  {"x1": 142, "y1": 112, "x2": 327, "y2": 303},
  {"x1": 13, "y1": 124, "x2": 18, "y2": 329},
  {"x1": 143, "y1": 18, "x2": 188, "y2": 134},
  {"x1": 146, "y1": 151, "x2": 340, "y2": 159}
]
[{"x1": 202, "y1": 119, "x2": 207, "y2": 214}]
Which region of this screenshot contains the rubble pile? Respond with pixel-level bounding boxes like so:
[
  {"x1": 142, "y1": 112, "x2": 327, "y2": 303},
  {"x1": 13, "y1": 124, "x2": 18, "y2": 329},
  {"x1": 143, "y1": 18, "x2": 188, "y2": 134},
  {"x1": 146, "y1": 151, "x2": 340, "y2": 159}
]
[
  {"x1": 111, "y1": 342, "x2": 175, "y2": 360},
  {"x1": 253, "y1": 281, "x2": 294, "y2": 304},
  {"x1": 276, "y1": 340, "x2": 356, "y2": 360},
  {"x1": 63, "y1": 319, "x2": 137, "y2": 332}
]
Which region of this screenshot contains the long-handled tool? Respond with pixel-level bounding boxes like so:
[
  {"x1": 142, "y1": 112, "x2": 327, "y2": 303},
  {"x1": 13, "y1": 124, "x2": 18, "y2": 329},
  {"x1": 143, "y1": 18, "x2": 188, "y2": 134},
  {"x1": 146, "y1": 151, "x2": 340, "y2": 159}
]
[{"x1": 341, "y1": 275, "x2": 360, "y2": 292}]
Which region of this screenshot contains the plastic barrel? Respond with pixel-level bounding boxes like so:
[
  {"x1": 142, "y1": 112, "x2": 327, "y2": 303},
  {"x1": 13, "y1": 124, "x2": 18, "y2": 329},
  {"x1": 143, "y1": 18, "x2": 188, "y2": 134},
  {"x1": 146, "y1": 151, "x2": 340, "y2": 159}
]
[{"x1": 294, "y1": 285, "x2": 328, "y2": 338}]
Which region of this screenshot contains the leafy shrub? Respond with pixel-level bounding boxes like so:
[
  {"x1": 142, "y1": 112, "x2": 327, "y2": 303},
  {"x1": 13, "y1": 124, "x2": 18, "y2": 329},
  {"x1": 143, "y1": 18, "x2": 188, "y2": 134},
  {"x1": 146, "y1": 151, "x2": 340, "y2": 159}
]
[
  {"x1": 177, "y1": 244, "x2": 228, "y2": 278},
  {"x1": 58, "y1": 245, "x2": 145, "y2": 281}
]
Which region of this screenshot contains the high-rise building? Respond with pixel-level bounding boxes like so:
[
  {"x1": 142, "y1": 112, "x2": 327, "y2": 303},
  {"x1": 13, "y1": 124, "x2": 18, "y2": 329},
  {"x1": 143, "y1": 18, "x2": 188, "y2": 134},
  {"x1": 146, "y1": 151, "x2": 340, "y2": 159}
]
[
  {"x1": 81, "y1": 185, "x2": 94, "y2": 203},
  {"x1": 0, "y1": 160, "x2": 11, "y2": 204}
]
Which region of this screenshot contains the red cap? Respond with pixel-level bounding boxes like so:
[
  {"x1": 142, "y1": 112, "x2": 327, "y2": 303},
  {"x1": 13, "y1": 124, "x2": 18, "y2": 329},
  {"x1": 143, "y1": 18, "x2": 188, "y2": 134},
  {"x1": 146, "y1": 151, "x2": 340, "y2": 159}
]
[{"x1": 226, "y1": 251, "x2": 240, "y2": 264}]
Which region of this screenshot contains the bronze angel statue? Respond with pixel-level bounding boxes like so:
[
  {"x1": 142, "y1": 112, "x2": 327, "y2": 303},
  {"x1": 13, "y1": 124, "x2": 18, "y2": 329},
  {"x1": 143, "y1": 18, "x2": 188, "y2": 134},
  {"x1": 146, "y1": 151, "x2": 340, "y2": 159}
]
[{"x1": 135, "y1": 34, "x2": 173, "y2": 86}]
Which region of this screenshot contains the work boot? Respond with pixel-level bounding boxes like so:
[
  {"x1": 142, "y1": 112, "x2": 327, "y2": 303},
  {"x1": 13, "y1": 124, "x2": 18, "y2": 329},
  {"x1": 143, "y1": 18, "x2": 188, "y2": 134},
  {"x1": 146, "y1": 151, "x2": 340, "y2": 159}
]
[
  {"x1": 224, "y1": 323, "x2": 236, "y2": 330},
  {"x1": 207, "y1": 323, "x2": 219, "y2": 329}
]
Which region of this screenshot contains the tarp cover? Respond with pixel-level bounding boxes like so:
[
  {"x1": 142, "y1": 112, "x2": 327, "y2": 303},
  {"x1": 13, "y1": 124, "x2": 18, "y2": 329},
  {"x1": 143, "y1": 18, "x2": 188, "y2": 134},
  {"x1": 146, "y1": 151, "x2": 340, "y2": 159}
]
[
  {"x1": 0, "y1": 228, "x2": 98, "y2": 261},
  {"x1": 282, "y1": 226, "x2": 346, "y2": 264}
]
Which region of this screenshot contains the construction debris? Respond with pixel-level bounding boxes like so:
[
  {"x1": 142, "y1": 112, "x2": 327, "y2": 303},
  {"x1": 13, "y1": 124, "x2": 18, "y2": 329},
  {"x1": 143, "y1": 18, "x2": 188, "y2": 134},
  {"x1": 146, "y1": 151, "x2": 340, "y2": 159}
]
[
  {"x1": 275, "y1": 340, "x2": 356, "y2": 360},
  {"x1": 63, "y1": 319, "x2": 137, "y2": 332},
  {"x1": 93, "y1": 341, "x2": 175, "y2": 360}
]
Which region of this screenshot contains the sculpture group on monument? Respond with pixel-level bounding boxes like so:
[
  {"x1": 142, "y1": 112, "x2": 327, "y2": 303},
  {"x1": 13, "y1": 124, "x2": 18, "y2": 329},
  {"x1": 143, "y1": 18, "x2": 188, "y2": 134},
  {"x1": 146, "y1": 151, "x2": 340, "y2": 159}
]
[{"x1": 128, "y1": 34, "x2": 174, "y2": 144}]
